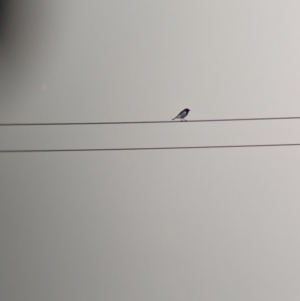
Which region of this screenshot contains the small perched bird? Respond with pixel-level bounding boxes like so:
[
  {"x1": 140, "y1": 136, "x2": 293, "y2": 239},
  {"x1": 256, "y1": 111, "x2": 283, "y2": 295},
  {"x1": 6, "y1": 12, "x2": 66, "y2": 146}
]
[{"x1": 172, "y1": 108, "x2": 190, "y2": 121}]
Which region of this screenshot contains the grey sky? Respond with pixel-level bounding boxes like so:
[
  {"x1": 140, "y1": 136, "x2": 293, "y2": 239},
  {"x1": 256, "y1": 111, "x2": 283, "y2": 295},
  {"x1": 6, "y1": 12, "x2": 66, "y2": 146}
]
[{"x1": 1, "y1": 1, "x2": 300, "y2": 300}]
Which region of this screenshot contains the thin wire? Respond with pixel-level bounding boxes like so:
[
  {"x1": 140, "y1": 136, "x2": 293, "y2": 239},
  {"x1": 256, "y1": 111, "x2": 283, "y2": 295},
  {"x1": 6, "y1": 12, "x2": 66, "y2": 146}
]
[
  {"x1": 1, "y1": 143, "x2": 300, "y2": 153},
  {"x1": 1, "y1": 116, "x2": 300, "y2": 126}
]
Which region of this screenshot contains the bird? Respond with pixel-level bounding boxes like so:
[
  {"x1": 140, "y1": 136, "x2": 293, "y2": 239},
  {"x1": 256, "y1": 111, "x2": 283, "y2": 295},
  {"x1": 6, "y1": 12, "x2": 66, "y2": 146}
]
[{"x1": 172, "y1": 108, "x2": 190, "y2": 121}]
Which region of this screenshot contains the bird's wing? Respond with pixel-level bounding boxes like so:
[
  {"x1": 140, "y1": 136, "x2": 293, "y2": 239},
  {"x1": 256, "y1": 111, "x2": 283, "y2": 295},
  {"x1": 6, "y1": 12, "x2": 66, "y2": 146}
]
[
  {"x1": 173, "y1": 112, "x2": 181, "y2": 119},
  {"x1": 175, "y1": 109, "x2": 186, "y2": 118},
  {"x1": 173, "y1": 109, "x2": 187, "y2": 120},
  {"x1": 178, "y1": 109, "x2": 186, "y2": 115}
]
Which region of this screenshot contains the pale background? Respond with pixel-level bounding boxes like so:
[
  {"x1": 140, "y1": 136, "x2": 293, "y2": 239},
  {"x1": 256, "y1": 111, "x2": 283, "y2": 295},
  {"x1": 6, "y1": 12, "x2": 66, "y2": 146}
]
[{"x1": 1, "y1": 1, "x2": 300, "y2": 300}]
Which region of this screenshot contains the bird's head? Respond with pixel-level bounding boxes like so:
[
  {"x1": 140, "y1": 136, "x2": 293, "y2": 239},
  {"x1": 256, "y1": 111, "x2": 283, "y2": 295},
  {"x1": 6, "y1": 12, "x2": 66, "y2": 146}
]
[{"x1": 185, "y1": 108, "x2": 190, "y2": 112}]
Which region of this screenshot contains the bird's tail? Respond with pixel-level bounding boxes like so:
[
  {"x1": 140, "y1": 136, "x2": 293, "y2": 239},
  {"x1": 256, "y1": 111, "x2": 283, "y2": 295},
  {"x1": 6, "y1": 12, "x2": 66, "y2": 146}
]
[{"x1": 172, "y1": 117, "x2": 176, "y2": 120}]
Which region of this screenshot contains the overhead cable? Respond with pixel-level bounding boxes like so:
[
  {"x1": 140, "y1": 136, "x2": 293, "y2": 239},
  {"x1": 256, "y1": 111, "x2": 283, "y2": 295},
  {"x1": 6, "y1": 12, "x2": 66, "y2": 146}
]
[
  {"x1": 1, "y1": 143, "x2": 300, "y2": 153},
  {"x1": 1, "y1": 116, "x2": 300, "y2": 126}
]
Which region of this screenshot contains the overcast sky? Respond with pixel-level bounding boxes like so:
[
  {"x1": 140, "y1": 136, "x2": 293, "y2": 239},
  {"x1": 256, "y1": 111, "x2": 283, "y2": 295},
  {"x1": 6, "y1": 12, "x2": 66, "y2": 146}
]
[{"x1": 1, "y1": 1, "x2": 300, "y2": 300}]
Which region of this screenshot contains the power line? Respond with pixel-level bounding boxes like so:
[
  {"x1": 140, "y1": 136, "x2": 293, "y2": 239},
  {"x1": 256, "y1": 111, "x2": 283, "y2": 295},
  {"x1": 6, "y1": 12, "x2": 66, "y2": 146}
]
[
  {"x1": 1, "y1": 116, "x2": 300, "y2": 126},
  {"x1": 1, "y1": 143, "x2": 300, "y2": 153}
]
